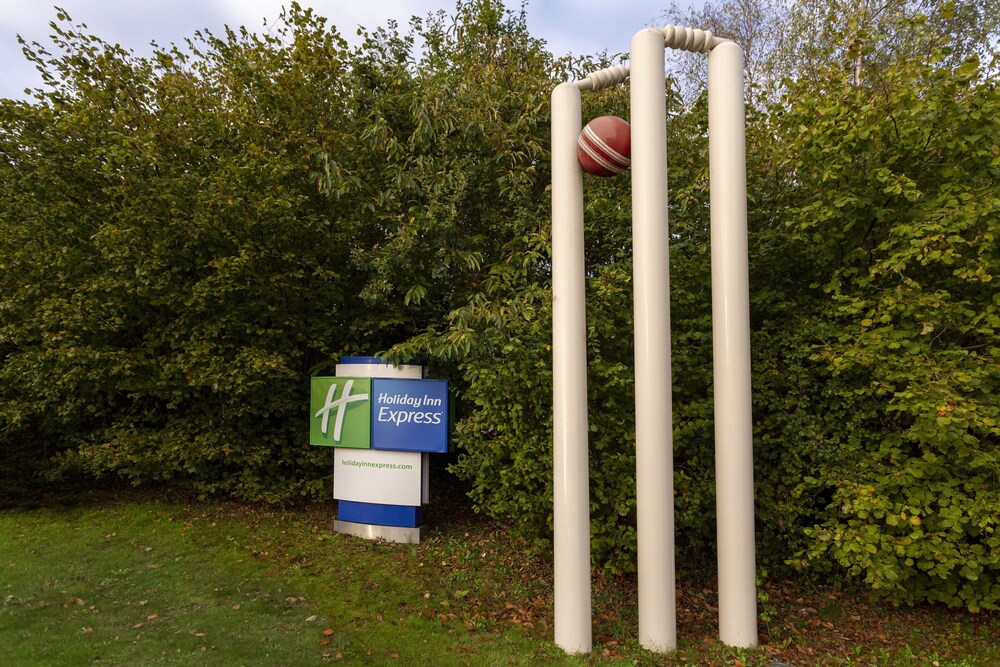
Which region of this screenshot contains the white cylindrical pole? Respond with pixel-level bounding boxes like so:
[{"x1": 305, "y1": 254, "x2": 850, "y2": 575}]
[
  {"x1": 630, "y1": 27, "x2": 676, "y2": 653},
  {"x1": 551, "y1": 81, "x2": 592, "y2": 655},
  {"x1": 707, "y1": 41, "x2": 758, "y2": 648}
]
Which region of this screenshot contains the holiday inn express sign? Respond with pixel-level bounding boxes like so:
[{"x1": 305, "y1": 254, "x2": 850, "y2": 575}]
[
  {"x1": 309, "y1": 376, "x2": 449, "y2": 453},
  {"x1": 309, "y1": 361, "x2": 450, "y2": 544}
]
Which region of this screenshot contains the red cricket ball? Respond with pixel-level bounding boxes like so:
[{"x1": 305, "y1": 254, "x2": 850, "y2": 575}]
[{"x1": 577, "y1": 115, "x2": 631, "y2": 177}]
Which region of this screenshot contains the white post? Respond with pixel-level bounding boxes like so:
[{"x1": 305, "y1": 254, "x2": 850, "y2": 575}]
[
  {"x1": 630, "y1": 27, "x2": 676, "y2": 653},
  {"x1": 550, "y1": 81, "x2": 592, "y2": 655},
  {"x1": 708, "y1": 41, "x2": 758, "y2": 648},
  {"x1": 550, "y1": 27, "x2": 757, "y2": 656}
]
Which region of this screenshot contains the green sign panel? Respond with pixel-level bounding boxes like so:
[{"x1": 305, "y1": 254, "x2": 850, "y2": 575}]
[{"x1": 310, "y1": 377, "x2": 371, "y2": 448}]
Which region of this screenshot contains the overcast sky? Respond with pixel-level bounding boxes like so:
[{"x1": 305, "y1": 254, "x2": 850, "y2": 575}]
[{"x1": 0, "y1": 1, "x2": 699, "y2": 100}]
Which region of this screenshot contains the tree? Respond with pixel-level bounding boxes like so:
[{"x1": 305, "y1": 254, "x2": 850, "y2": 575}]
[
  {"x1": 658, "y1": 0, "x2": 1000, "y2": 102},
  {"x1": 777, "y1": 48, "x2": 1000, "y2": 611},
  {"x1": 0, "y1": 5, "x2": 391, "y2": 499},
  {"x1": 0, "y1": 0, "x2": 558, "y2": 502},
  {"x1": 658, "y1": 0, "x2": 791, "y2": 105},
  {"x1": 405, "y1": 2, "x2": 1000, "y2": 610}
]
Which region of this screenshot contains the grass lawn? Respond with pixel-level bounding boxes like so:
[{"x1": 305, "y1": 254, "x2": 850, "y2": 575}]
[{"x1": 1, "y1": 488, "x2": 997, "y2": 666}]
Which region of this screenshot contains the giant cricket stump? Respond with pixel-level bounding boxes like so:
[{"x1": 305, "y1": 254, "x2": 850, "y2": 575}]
[{"x1": 551, "y1": 26, "x2": 757, "y2": 654}]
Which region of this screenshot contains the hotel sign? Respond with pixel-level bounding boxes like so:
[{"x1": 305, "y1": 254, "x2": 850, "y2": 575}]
[{"x1": 310, "y1": 377, "x2": 449, "y2": 453}]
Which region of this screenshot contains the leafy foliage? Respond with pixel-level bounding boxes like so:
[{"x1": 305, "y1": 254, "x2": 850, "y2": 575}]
[
  {"x1": 0, "y1": 3, "x2": 534, "y2": 500},
  {"x1": 1, "y1": 0, "x2": 997, "y2": 611},
  {"x1": 659, "y1": 0, "x2": 1000, "y2": 103},
  {"x1": 779, "y1": 51, "x2": 1000, "y2": 611}
]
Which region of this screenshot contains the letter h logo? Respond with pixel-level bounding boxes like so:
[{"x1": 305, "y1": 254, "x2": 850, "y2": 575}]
[{"x1": 309, "y1": 377, "x2": 372, "y2": 448}]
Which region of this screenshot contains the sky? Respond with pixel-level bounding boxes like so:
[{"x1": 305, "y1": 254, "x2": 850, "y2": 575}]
[{"x1": 0, "y1": 0, "x2": 697, "y2": 100}]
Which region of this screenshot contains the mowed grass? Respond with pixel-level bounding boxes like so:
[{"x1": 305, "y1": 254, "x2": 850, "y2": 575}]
[
  {"x1": 0, "y1": 492, "x2": 573, "y2": 666},
  {"x1": 2, "y1": 488, "x2": 998, "y2": 666}
]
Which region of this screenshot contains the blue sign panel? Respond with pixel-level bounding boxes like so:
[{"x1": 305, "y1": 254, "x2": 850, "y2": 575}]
[
  {"x1": 338, "y1": 500, "x2": 423, "y2": 528},
  {"x1": 370, "y1": 378, "x2": 449, "y2": 453}
]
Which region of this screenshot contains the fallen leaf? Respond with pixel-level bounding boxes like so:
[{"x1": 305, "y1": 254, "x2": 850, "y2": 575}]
[
  {"x1": 82, "y1": 627, "x2": 93, "y2": 634},
  {"x1": 322, "y1": 628, "x2": 334, "y2": 636},
  {"x1": 305, "y1": 615, "x2": 318, "y2": 622},
  {"x1": 146, "y1": 613, "x2": 159, "y2": 621}
]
